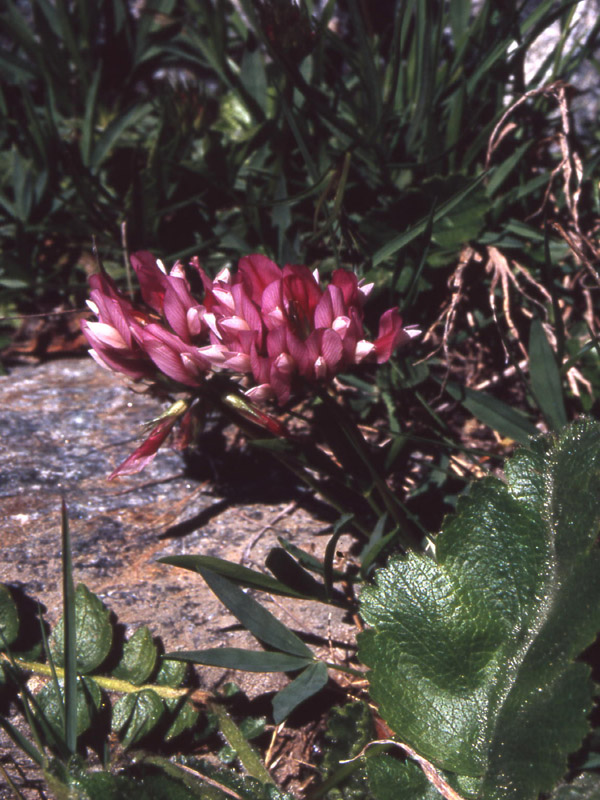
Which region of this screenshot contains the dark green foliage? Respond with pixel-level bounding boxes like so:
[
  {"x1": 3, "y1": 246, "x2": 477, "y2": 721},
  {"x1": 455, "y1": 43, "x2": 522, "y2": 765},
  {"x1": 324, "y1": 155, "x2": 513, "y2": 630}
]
[
  {"x1": 359, "y1": 419, "x2": 600, "y2": 800},
  {"x1": 0, "y1": 583, "x2": 19, "y2": 648},
  {"x1": 49, "y1": 583, "x2": 112, "y2": 673},
  {"x1": 111, "y1": 625, "x2": 158, "y2": 685}
]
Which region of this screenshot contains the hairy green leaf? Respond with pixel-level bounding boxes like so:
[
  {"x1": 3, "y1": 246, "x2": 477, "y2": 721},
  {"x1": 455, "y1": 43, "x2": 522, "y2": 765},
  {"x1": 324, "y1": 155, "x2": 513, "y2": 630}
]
[
  {"x1": 112, "y1": 688, "x2": 165, "y2": 748},
  {"x1": 0, "y1": 584, "x2": 19, "y2": 649},
  {"x1": 112, "y1": 626, "x2": 157, "y2": 685},
  {"x1": 37, "y1": 676, "x2": 102, "y2": 739},
  {"x1": 50, "y1": 584, "x2": 112, "y2": 673},
  {"x1": 359, "y1": 419, "x2": 600, "y2": 800}
]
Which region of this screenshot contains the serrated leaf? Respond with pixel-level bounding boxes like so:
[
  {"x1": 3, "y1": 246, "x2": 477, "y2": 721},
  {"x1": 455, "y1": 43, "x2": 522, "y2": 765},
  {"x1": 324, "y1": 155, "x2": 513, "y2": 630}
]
[
  {"x1": 50, "y1": 583, "x2": 112, "y2": 673},
  {"x1": 112, "y1": 626, "x2": 157, "y2": 685},
  {"x1": 112, "y1": 688, "x2": 164, "y2": 748},
  {"x1": 272, "y1": 661, "x2": 329, "y2": 724},
  {"x1": 36, "y1": 676, "x2": 102, "y2": 739},
  {"x1": 0, "y1": 583, "x2": 19, "y2": 648},
  {"x1": 359, "y1": 419, "x2": 600, "y2": 800}
]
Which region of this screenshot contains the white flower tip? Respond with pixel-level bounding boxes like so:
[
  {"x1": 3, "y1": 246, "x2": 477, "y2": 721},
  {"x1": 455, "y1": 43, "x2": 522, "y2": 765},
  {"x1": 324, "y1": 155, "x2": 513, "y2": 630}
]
[
  {"x1": 156, "y1": 258, "x2": 167, "y2": 275},
  {"x1": 86, "y1": 299, "x2": 99, "y2": 315},
  {"x1": 358, "y1": 281, "x2": 374, "y2": 298},
  {"x1": 404, "y1": 326, "x2": 421, "y2": 339},
  {"x1": 245, "y1": 384, "x2": 274, "y2": 402},
  {"x1": 355, "y1": 340, "x2": 375, "y2": 362}
]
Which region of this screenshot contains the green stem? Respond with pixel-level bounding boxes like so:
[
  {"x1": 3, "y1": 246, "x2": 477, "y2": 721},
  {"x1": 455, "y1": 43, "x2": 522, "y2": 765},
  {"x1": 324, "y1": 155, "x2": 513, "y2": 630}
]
[
  {"x1": 318, "y1": 389, "x2": 423, "y2": 551},
  {"x1": 2, "y1": 655, "x2": 190, "y2": 700},
  {"x1": 208, "y1": 700, "x2": 275, "y2": 785}
]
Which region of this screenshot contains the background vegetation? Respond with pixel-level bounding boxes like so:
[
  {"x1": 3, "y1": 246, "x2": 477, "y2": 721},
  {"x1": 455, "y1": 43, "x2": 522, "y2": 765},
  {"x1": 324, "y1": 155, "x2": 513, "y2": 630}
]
[{"x1": 2, "y1": 1, "x2": 600, "y2": 797}]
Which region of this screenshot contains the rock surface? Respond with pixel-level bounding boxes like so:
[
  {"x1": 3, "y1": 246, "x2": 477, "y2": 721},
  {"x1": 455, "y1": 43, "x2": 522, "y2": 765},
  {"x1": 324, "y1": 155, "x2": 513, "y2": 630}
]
[{"x1": 0, "y1": 358, "x2": 357, "y2": 798}]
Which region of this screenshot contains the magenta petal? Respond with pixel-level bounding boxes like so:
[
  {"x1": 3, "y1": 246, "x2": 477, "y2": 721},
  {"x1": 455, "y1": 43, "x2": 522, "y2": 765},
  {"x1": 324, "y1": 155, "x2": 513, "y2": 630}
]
[
  {"x1": 238, "y1": 254, "x2": 282, "y2": 304},
  {"x1": 142, "y1": 325, "x2": 208, "y2": 386},
  {"x1": 331, "y1": 269, "x2": 360, "y2": 306},
  {"x1": 313, "y1": 290, "x2": 334, "y2": 328},
  {"x1": 130, "y1": 251, "x2": 170, "y2": 313},
  {"x1": 320, "y1": 328, "x2": 343, "y2": 369},
  {"x1": 373, "y1": 308, "x2": 403, "y2": 363},
  {"x1": 109, "y1": 417, "x2": 176, "y2": 479}
]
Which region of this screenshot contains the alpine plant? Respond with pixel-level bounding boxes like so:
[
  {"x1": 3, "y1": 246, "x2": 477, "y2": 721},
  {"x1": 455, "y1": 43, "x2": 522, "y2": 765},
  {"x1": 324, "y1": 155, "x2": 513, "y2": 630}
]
[{"x1": 82, "y1": 252, "x2": 419, "y2": 476}]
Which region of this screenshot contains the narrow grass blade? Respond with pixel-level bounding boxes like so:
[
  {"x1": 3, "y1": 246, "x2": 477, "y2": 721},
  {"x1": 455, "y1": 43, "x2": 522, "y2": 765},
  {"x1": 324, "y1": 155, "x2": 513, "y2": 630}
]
[
  {"x1": 160, "y1": 554, "x2": 315, "y2": 600},
  {"x1": 445, "y1": 382, "x2": 538, "y2": 444},
  {"x1": 195, "y1": 568, "x2": 313, "y2": 659},
  {"x1": 165, "y1": 648, "x2": 312, "y2": 673},
  {"x1": 61, "y1": 498, "x2": 78, "y2": 754},
  {"x1": 272, "y1": 661, "x2": 329, "y2": 724},
  {"x1": 372, "y1": 173, "x2": 486, "y2": 265},
  {"x1": 0, "y1": 716, "x2": 45, "y2": 768},
  {"x1": 529, "y1": 318, "x2": 568, "y2": 431}
]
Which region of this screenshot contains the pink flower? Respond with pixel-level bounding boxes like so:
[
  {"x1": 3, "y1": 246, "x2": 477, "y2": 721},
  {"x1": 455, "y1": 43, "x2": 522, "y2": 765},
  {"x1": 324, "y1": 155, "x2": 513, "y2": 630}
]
[
  {"x1": 200, "y1": 255, "x2": 418, "y2": 403},
  {"x1": 81, "y1": 272, "x2": 157, "y2": 381}
]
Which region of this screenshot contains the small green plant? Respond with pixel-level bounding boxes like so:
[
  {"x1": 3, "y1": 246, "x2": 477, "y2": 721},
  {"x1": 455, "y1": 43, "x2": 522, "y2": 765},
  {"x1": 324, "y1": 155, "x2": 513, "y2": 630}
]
[{"x1": 4, "y1": 420, "x2": 600, "y2": 799}]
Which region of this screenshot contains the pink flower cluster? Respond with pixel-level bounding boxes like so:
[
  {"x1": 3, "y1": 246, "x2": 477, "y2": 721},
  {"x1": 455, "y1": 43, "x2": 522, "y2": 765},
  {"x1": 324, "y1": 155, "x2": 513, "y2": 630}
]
[{"x1": 83, "y1": 251, "x2": 418, "y2": 405}]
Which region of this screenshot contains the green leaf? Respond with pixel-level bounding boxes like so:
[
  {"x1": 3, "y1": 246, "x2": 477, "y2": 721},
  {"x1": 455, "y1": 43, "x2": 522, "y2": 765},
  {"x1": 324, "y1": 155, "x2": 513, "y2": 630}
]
[
  {"x1": 112, "y1": 626, "x2": 157, "y2": 685},
  {"x1": 112, "y1": 688, "x2": 165, "y2": 748},
  {"x1": 0, "y1": 584, "x2": 19, "y2": 648},
  {"x1": 529, "y1": 317, "x2": 568, "y2": 430},
  {"x1": 193, "y1": 568, "x2": 314, "y2": 659},
  {"x1": 166, "y1": 648, "x2": 312, "y2": 673},
  {"x1": 50, "y1": 583, "x2": 112, "y2": 673},
  {"x1": 61, "y1": 497, "x2": 77, "y2": 754},
  {"x1": 160, "y1": 555, "x2": 314, "y2": 600},
  {"x1": 372, "y1": 173, "x2": 486, "y2": 266},
  {"x1": 272, "y1": 661, "x2": 328, "y2": 724},
  {"x1": 445, "y1": 381, "x2": 538, "y2": 444},
  {"x1": 320, "y1": 701, "x2": 374, "y2": 790},
  {"x1": 358, "y1": 419, "x2": 600, "y2": 800},
  {"x1": 155, "y1": 657, "x2": 187, "y2": 688},
  {"x1": 90, "y1": 102, "x2": 154, "y2": 169},
  {"x1": 265, "y1": 548, "x2": 329, "y2": 601},
  {"x1": 366, "y1": 754, "x2": 440, "y2": 800},
  {"x1": 164, "y1": 696, "x2": 199, "y2": 742},
  {"x1": 36, "y1": 676, "x2": 102, "y2": 739}
]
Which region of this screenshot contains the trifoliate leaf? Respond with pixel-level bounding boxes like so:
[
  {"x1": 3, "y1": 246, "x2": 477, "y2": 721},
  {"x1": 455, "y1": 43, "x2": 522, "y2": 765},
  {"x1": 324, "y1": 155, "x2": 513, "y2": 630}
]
[
  {"x1": 112, "y1": 689, "x2": 164, "y2": 747},
  {"x1": 50, "y1": 584, "x2": 112, "y2": 673},
  {"x1": 112, "y1": 626, "x2": 157, "y2": 685},
  {"x1": 359, "y1": 419, "x2": 600, "y2": 800},
  {"x1": 0, "y1": 583, "x2": 18, "y2": 649}
]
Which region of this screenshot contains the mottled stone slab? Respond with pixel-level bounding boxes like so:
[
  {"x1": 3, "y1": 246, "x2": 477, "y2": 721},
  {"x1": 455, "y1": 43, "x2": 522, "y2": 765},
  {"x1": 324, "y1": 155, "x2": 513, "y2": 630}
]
[{"x1": 0, "y1": 359, "x2": 356, "y2": 797}]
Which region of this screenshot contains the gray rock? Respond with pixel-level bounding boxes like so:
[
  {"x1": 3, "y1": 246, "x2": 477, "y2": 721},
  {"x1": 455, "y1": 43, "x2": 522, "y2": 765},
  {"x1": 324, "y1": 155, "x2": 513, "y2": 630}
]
[{"x1": 0, "y1": 359, "x2": 356, "y2": 797}]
